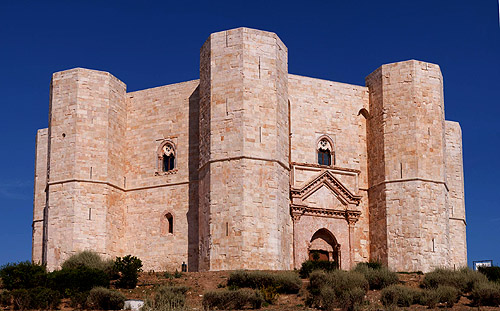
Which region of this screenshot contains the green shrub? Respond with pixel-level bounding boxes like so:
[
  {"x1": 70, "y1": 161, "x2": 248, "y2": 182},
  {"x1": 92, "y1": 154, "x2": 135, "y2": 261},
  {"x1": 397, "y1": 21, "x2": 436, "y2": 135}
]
[
  {"x1": 436, "y1": 285, "x2": 460, "y2": 307},
  {"x1": 47, "y1": 266, "x2": 110, "y2": 296},
  {"x1": 159, "y1": 285, "x2": 189, "y2": 295},
  {"x1": 11, "y1": 289, "x2": 30, "y2": 310},
  {"x1": 298, "y1": 260, "x2": 337, "y2": 278},
  {"x1": 202, "y1": 288, "x2": 263, "y2": 310},
  {"x1": 380, "y1": 285, "x2": 420, "y2": 308},
  {"x1": 421, "y1": 267, "x2": 487, "y2": 293},
  {"x1": 470, "y1": 281, "x2": 500, "y2": 307},
  {"x1": 353, "y1": 263, "x2": 398, "y2": 290},
  {"x1": 9, "y1": 287, "x2": 61, "y2": 310},
  {"x1": 174, "y1": 269, "x2": 183, "y2": 278},
  {"x1": 417, "y1": 285, "x2": 460, "y2": 308},
  {"x1": 86, "y1": 287, "x2": 125, "y2": 310},
  {"x1": 69, "y1": 291, "x2": 90, "y2": 309},
  {"x1": 28, "y1": 287, "x2": 61, "y2": 310},
  {"x1": 417, "y1": 289, "x2": 438, "y2": 308},
  {"x1": 0, "y1": 290, "x2": 11, "y2": 307},
  {"x1": 320, "y1": 286, "x2": 365, "y2": 311},
  {"x1": 260, "y1": 285, "x2": 279, "y2": 304},
  {"x1": 114, "y1": 255, "x2": 143, "y2": 289},
  {"x1": 227, "y1": 270, "x2": 301, "y2": 294},
  {"x1": 307, "y1": 270, "x2": 368, "y2": 311},
  {"x1": 479, "y1": 266, "x2": 500, "y2": 283},
  {"x1": 62, "y1": 250, "x2": 114, "y2": 272},
  {"x1": 356, "y1": 261, "x2": 383, "y2": 270},
  {"x1": 142, "y1": 286, "x2": 187, "y2": 311},
  {"x1": 0, "y1": 261, "x2": 47, "y2": 290},
  {"x1": 164, "y1": 271, "x2": 174, "y2": 279}
]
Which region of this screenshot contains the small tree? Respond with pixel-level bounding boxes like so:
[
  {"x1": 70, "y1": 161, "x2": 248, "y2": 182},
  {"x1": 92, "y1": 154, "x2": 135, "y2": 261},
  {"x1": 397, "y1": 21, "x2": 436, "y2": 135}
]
[{"x1": 114, "y1": 255, "x2": 142, "y2": 289}]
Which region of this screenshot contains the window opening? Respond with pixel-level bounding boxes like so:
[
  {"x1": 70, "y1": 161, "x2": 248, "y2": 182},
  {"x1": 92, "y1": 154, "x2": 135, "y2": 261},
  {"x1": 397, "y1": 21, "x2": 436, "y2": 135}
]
[
  {"x1": 166, "y1": 213, "x2": 173, "y2": 234},
  {"x1": 161, "y1": 143, "x2": 176, "y2": 172},
  {"x1": 317, "y1": 138, "x2": 333, "y2": 166}
]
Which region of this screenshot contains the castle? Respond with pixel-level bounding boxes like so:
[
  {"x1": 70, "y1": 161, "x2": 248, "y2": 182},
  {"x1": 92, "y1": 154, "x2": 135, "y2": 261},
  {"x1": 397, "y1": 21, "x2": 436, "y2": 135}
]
[{"x1": 32, "y1": 27, "x2": 467, "y2": 272}]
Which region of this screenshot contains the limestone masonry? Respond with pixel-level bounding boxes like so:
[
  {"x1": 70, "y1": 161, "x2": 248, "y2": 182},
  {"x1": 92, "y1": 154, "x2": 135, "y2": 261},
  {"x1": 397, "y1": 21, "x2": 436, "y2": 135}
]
[{"x1": 32, "y1": 27, "x2": 467, "y2": 272}]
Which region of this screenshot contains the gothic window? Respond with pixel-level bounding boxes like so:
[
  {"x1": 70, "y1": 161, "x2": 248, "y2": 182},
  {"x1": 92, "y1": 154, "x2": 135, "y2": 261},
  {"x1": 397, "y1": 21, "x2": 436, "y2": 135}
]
[
  {"x1": 158, "y1": 141, "x2": 176, "y2": 173},
  {"x1": 317, "y1": 138, "x2": 333, "y2": 166}
]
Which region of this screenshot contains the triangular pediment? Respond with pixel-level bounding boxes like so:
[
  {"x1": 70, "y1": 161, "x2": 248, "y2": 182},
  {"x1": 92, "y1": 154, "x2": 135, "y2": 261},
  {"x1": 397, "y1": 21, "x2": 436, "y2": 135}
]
[
  {"x1": 303, "y1": 184, "x2": 347, "y2": 209},
  {"x1": 291, "y1": 170, "x2": 361, "y2": 206}
]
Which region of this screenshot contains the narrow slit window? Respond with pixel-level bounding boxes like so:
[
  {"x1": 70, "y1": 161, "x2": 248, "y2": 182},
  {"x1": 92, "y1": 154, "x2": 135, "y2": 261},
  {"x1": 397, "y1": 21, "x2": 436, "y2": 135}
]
[{"x1": 166, "y1": 213, "x2": 173, "y2": 234}]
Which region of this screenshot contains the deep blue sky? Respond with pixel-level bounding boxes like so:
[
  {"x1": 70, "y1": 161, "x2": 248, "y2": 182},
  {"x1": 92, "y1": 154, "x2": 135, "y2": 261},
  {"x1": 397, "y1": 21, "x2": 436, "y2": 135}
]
[{"x1": 0, "y1": 0, "x2": 498, "y2": 268}]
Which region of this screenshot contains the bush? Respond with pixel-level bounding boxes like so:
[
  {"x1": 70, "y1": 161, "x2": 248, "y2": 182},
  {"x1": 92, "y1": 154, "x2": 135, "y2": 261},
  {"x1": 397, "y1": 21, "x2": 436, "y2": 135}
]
[
  {"x1": 435, "y1": 285, "x2": 460, "y2": 307},
  {"x1": 417, "y1": 289, "x2": 438, "y2": 308},
  {"x1": 260, "y1": 285, "x2": 279, "y2": 304},
  {"x1": 69, "y1": 291, "x2": 90, "y2": 309},
  {"x1": 380, "y1": 285, "x2": 420, "y2": 308},
  {"x1": 299, "y1": 260, "x2": 337, "y2": 278},
  {"x1": 353, "y1": 263, "x2": 399, "y2": 290},
  {"x1": 11, "y1": 289, "x2": 30, "y2": 310},
  {"x1": 202, "y1": 288, "x2": 263, "y2": 310},
  {"x1": 0, "y1": 290, "x2": 11, "y2": 307},
  {"x1": 8, "y1": 287, "x2": 62, "y2": 310},
  {"x1": 29, "y1": 287, "x2": 61, "y2": 310},
  {"x1": 417, "y1": 285, "x2": 460, "y2": 308},
  {"x1": 479, "y1": 266, "x2": 500, "y2": 283},
  {"x1": 421, "y1": 267, "x2": 487, "y2": 293},
  {"x1": 142, "y1": 286, "x2": 187, "y2": 311},
  {"x1": 0, "y1": 261, "x2": 47, "y2": 290},
  {"x1": 47, "y1": 266, "x2": 110, "y2": 296},
  {"x1": 320, "y1": 286, "x2": 365, "y2": 311},
  {"x1": 355, "y1": 261, "x2": 383, "y2": 270},
  {"x1": 227, "y1": 270, "x2": 301, "y2": 294},
  {"x1": 307, "y1": 270, "x2": 368, "y2": 311},
  {"x1": 86, "y1": 287, "x2": 125, "y2": 310},
  {"x1": 470, "y1": 281, "x2": 500, "y2": 307},
  {"x1": 62, "y1": 250, "x2": 114, "y2": 274},
  {"x1": 114, "y1": 255, "x2": 143, "y2": 289}
]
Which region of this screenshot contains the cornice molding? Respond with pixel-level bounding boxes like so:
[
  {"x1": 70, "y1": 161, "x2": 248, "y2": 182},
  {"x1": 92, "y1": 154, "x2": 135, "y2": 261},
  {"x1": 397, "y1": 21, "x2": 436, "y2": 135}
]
[{"x1": 291, "y1": 204, "x2": 361, "y2": 223}]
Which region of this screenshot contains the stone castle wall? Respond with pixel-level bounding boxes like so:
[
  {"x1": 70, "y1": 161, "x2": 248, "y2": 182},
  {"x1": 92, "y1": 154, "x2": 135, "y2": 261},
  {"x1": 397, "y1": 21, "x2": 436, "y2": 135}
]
[
  {"x1": 288, "y1": 75, "x2": 370, "y2": 269},
  {"x1": 445, "y1": 121, "x2": 467, "y2": 267},
  {"x1": 33, "y1": 27, "x2": 466, "y2": 272},
  {"x1": 198, "y1": 28, "x2": 292, "y2": 270}
]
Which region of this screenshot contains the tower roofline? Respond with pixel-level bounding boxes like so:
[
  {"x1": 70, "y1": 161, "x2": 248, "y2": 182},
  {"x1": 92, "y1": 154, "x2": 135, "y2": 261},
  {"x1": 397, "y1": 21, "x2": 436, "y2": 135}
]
[
  {"x1": 365, "y1": 59, "x2": 441, "y2": 83},
  {"x1": 201, "y1": 27, "x2": 287, "y2": 52}
]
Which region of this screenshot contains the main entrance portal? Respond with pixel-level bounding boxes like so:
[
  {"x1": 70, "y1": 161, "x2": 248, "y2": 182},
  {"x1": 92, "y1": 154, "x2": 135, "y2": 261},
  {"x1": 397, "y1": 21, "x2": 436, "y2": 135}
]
[{"x1": 308, "y1": 228, "x2": 340, "y2": 267}]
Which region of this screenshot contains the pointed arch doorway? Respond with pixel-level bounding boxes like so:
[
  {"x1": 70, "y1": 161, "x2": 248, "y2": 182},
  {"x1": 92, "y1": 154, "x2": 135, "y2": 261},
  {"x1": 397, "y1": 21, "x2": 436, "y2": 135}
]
[{"x1": 308, "y1": 228, "x2": 340, "y2": 267}]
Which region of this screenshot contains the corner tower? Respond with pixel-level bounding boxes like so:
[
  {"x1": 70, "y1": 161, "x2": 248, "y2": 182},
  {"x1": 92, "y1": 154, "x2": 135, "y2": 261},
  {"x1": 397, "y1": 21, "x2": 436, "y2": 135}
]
[
  {"x1": 366, "y1": 60, "x2": 451, "y2": 272},
  {"x1": 198, "y1": 28, "x2": 292, "y2": 270},
  {"x1": 39, "y1": 68, "x2": 126, "y2": 270}
]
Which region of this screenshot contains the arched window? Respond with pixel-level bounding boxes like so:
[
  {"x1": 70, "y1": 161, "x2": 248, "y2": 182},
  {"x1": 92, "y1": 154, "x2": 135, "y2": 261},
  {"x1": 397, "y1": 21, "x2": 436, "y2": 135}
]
[
  {"x1": 317, "y1": 137, "x2": 333, "y2": 166},
  {"x1": 158, "y1": 141, "x2": 176, "y2": 172},
  {"x1": 165, "y1": 213, "x2": 173, "y2": 234}
]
